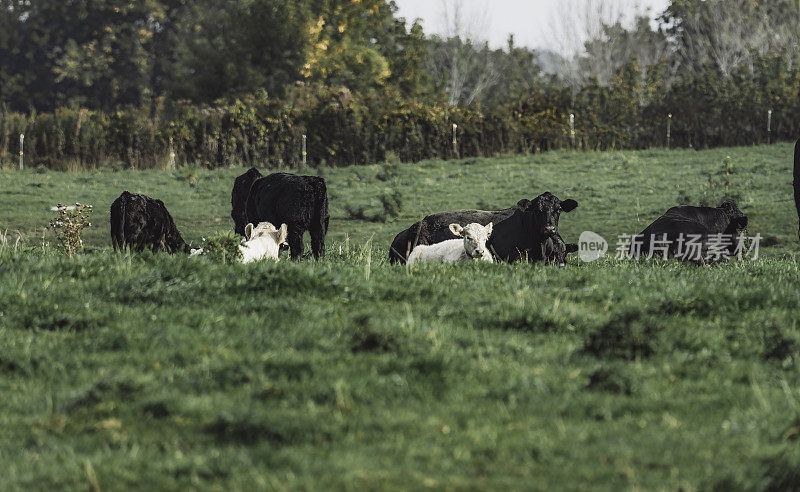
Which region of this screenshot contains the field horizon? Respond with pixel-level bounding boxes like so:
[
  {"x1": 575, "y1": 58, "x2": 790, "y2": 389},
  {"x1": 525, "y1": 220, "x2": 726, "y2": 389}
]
[{"x1": 1, "y1": 143, "x2": 799, "y2": 489}]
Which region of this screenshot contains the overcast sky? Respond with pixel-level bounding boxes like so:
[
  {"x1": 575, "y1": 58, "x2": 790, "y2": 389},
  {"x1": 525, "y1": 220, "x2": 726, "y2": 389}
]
[{"x1": 393, "y1": 0, "x2": 670, "y2": 51}]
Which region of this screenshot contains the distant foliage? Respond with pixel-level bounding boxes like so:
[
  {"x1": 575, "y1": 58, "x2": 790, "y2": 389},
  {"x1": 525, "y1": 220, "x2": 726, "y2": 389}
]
[{"x1": 3, "y1": 55, "x2": 800, "y2": 171}]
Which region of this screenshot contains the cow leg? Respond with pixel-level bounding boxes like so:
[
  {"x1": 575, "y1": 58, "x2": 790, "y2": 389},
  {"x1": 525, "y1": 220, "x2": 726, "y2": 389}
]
[
  {"x1": 287, "y1": 225, "x2": 305, "y2": 261},
  {"x1": 310, "y1": 216, "x2": 328, "y2": 260}
]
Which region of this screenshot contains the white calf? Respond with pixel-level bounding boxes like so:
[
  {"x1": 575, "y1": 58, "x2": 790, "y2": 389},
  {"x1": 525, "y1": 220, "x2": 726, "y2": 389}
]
[
  {"x1": 240, "y1": 222, "x2": 289, "y2": 263},
  {"x1": 407, "y1": 222, "x2": 493, "y2": 265},
  {"x1": 191, "y1": 221, "x2": 288, "y2": 263}
]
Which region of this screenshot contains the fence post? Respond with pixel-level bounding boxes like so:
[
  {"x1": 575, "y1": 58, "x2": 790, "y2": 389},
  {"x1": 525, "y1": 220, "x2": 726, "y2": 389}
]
[
  {"x1": 19, "y1": 134, "x2": 24, "y2": 170},
  {"x1": 666, "y1": 113, "x2": 672, "y2": 149},
  {"x1": 302, "y1": 134, "x2": 307, "y2": 167},
  {"x1": 767, "y1": 109, "x2": 772, "y2": 144},
  {"x1": 569, "y1": 113, "x2": 575, "y2": 149},
  {"x1": 452, "y1": 123, "x2": 459, "y2": 159},
  {"x1": 168, "y1": 137, "x2": 176, "y2": 170}
]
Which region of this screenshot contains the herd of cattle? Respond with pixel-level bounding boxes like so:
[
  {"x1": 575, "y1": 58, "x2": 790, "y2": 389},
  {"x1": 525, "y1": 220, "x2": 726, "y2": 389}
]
[{"x1": 108, "y1": 140, "x2": 800, "y2": 264}]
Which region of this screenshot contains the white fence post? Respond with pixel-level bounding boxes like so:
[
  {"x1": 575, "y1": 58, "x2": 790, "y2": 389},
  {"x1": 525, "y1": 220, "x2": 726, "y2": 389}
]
[
  {"x1": 302, "y1": 134, "x2": 307, "y2": 166},
  {"x1": 19, "y1": 134, "x2": 24, "y2": 170},
  {"x1": 767, "y1": 109, "x2": 772, "y2": 144},
  {"x1": 569, "y1": 113, "x2": 575, "y2": 149}
]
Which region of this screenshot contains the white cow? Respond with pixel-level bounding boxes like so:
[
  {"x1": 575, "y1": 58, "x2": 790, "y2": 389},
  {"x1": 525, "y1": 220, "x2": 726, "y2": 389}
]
[
  {"x1": 191, "y1": 221, "x2": 288, "y2": 263},
  {"x1": 407, "y1": 222, "x2": 494, "y2": 265}
]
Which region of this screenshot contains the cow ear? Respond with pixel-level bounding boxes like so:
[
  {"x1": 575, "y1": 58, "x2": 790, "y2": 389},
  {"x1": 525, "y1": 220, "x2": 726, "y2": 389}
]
[
  {"x1": 244, "y1": 223, "x2": 254, "y2": 240},
  {"x1": 277, "y1": 223, "x2": 289, "y2": 244},
  {"x1": 562, "y1": 199, "x2": 578, "y2": 212},
  {"x1": 566, "y1": 243, "x2": 579, "y2": 253},
  {"x1": 485, "y1": 222, "x2": 493, "y2": 235},
  {"x1": 449, "y1": 223, "x2": 464, "y2": 236}
]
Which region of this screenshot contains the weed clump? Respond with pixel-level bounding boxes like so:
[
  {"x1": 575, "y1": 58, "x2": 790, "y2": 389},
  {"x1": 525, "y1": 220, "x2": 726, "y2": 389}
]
[
  {"x1": 49, "y1": 203, "x2": 93, "y2": 256},
  {"x1": 201, "y1": 232, "x2": 242, "y2": 264}
]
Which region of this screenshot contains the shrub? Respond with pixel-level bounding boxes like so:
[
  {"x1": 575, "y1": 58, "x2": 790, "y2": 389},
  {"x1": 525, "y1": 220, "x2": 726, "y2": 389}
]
[
  {"x1": 200, "y1": 232, "x2": 243, "y2": 265},
  {"x1": 49, "y1": 203, "x2": 93, "y2": 256}
]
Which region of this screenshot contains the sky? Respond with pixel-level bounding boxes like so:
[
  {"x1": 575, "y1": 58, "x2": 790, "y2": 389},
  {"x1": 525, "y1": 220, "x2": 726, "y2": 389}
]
[{"x1": 393, "y1": 0, "x2": 671, "y2": 52}]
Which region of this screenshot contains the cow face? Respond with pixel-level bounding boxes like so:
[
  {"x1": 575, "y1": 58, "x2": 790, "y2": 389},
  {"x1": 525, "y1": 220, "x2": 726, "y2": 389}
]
[
  {"x1": 449, "y1": 222, "x2": 494, "y2": 262},
  {"x1": 524, "y1": 192, "x2": 579, "y2": 237},
  {"x1": 719, "y1": 200, "x2": 748, "y2": 233},
  {"x1": 243, "y1": 222, "x2": 289, "y2": 262}
]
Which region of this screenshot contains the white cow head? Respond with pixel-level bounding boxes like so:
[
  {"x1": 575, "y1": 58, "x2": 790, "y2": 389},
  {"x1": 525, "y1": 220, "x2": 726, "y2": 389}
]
[
  {"x1": 449, "y1": 222, "x2": 493, "y2": 262},
  {"x1": 242, "y1": 222, "x2": 289, "y2": 263}
]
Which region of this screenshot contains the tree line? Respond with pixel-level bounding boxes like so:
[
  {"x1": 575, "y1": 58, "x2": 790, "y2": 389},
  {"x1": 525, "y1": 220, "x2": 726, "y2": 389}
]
[{"x1": 1, "y1": 0, "x2": 800, "y2": 169}]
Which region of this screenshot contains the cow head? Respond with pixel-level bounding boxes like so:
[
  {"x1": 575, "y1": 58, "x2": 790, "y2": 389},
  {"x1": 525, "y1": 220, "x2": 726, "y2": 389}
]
[
  {"x1": 243, "y1": 222, "x2": 289, "y2": 261},
  {"x1": 521, "y1": 192, "x2": 579, "y2": 237},
  {"x1": 718, "y1": 200, "x2": 748, "y2": 234},
  {"x1": 449, "y1": 222, "x2": 493, "y2": 262}
]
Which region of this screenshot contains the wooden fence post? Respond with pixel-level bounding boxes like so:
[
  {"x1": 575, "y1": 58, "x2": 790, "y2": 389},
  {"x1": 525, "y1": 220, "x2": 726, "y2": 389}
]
[
  {"x1": 19, "y1": 133, "x2": 24, "y2": 170},
  {"x1": 666, "y1": 113, "x2": 672, "y2": 149},
  {"x1": 452, "y1": 124, "x2": 459, "y2": 159},
  {"x1": 302, "y1": 134, "x2": 307, "y2": 167}
]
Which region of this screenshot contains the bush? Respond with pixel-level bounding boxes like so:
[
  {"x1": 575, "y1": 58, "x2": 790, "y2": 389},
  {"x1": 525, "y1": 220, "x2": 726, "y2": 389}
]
[{"x1": 200, "y1": 232, "x2": 243, "y2": 265}]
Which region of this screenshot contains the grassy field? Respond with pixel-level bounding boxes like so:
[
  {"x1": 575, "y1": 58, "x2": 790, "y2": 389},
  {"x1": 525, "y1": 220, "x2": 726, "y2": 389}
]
[{"x1": 1, "y1": 144, "x2": 799, "y2": 489}]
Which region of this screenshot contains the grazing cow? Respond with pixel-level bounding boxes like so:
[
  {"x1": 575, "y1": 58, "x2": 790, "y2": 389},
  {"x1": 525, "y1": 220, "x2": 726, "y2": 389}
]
[
  {"x1": 231, "y1": 167, "x2": 264, "y2": 237},
  {"x1": 389, "y1": 199, "x2": 541, "y2": 264},
  {"x1": 631, "y1": 200, "x2": 748, "y2": 261},
  {"x1": 487, "y1": 193, "x2": 579, "y2": 263},
  {"x1": 242, "y1": 171, "x2": 329, "y2": 260},
  {"x1": 192, "y1": 221, "x2": 289, "y2": 263},
  {"x1": 794, "y1": 139, "x2": 800, "y2": 240},
  {"x1": 110, "y1": 191, "x2": 190, "y2": 253},
  {"x1": 407, "y1": 222, "x2": 494, "y2": 265}
]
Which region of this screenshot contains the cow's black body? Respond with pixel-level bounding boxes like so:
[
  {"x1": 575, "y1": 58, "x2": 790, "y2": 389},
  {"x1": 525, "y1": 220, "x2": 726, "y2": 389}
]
[
  {"x1": 794, "y1": 139, "x2": 800, "y2": 240},
  {"x1": 231, "y1": 167, "x2": 264, "y2": 236},
  {"x1": 632, "y1": 201, "x2": 748, "y2": 261},
  {"x1": 242, "y1": 171, "x2": 330, "y2": 260},
  {"x1": 110, "y1": 191, "x2": 190, "y2": 253}
]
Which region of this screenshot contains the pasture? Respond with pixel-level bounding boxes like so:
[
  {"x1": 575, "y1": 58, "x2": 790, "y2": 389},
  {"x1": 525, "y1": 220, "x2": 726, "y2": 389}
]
[{"x1": 1, "y1": 143, "x2": 799, "y2": 489}]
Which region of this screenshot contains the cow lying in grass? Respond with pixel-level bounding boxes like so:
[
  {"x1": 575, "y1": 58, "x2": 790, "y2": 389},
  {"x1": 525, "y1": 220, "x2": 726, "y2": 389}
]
[
  {"x1": 631, "y1": 200, "x2": 748, "y2": 262},
  {"x1": 192, "y1": 222, "x2": 288, "y2": 263},
  {"x1": 407, "y1": 223, "x2": 493, "y2": 265},
  {"x1": 389, "y1": 192, "x2": 578, "y2": 264}
]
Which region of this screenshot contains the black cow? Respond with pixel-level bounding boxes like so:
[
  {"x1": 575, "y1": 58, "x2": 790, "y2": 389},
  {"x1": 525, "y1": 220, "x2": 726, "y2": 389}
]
[
  {"x1": 231, "y1": 167, "x2": 264, "y2": 236},
  {"x1": 631, "y1": 200, "x2": 748, "y2": 261},
  {"x1": 110, "y1": 191, "x2": 190, "y2": 253},
  {"x1": 388, "y1": 193, "x2": 578, "y2": 264},
  {"x1": 794, "y1": 139, "x2": 800, "y2": 241},
  {"x1": 240, "y1": 171, "x2": 330, "y2": 260},
  {"x1": 487, "y1": 193, "x2": 579, "y2": 263}
]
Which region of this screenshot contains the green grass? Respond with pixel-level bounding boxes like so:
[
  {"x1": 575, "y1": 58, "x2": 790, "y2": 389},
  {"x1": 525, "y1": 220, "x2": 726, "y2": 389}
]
[{"x1": 1, "y1": 144, "x2": 799, "y2": 490}]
